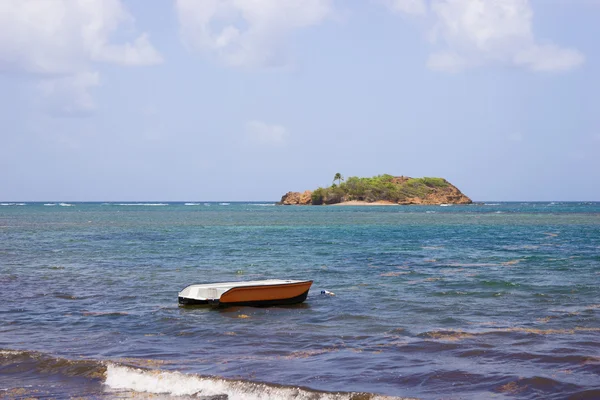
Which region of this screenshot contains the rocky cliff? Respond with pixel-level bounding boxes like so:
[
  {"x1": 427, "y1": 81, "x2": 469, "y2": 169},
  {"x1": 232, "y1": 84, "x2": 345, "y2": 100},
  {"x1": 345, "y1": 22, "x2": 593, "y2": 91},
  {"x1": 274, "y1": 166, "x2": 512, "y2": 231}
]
[
  {"x1": 396, "y1": 182, "x2": 472, "y2": 205},
  {"x1": 278, "y1": 190, "x2": 313, "y2": 205}
]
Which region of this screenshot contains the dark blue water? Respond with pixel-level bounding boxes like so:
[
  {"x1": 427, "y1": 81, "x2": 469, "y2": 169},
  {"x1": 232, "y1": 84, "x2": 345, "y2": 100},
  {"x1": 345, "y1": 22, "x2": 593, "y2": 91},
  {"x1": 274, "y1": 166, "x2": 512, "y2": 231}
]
[{"x1": 1, "y1": 202, "x2": 599, "y2": 399}]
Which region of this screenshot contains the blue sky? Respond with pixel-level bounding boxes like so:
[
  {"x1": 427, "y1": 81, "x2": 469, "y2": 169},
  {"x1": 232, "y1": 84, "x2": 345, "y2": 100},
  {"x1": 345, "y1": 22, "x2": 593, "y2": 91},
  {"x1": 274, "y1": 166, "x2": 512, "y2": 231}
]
[{"x1": 1, "y1": 0, "x2": 598, "y2": 201}]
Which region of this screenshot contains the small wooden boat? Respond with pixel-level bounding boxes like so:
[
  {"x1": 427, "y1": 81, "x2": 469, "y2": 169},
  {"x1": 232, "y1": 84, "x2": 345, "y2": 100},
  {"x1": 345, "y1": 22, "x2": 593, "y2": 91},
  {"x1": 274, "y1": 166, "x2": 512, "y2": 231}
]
[{"x1": 178, "y1": 279, "x2": 313, "y2": 307}]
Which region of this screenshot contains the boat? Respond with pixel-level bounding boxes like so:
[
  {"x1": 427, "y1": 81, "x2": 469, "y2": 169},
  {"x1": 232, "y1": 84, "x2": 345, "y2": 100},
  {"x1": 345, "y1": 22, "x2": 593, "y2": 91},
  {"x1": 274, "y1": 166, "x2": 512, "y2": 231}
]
[{"x1": 178, "y1": 279, "x2": 313, "y2": 307}]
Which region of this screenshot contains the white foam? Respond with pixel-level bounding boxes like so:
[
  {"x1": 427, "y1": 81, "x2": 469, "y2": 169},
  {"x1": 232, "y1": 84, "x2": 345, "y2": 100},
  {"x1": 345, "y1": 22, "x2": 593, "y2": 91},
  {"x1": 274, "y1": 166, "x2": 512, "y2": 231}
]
[
  {"x1": 184, "y1": 203, "x2": 201, "y2": 206},
  {"x1": 1, "y1": 203, "x2": 26, "y2": 206},
  {"x1": 115, "y1": 203, "x2": 169, "y2": 206},
  {"x1": 104, "y1": 364, "x2": 399, "y2": 400},
  {"x1": 219, "y1": 203, "x2": 230, "y2": 206},
  {"x1": 250, "y1": 203, "x2": 275, "y2": 207},
  {"x1": 0, "y1": 350, "x2": 26, "y2": 355},
  {"x1": 484, "y1": 203, "x2": 500, "y2": 206},
  {"x1": 105, "y1": 365, "x2": 229, "y2": 397},
  {"x1": 59, "y1": 203, "x2": 73, "y2": 207},
  {"x1": 44, "y1": 203, "x2": 56, "y2": 206}
]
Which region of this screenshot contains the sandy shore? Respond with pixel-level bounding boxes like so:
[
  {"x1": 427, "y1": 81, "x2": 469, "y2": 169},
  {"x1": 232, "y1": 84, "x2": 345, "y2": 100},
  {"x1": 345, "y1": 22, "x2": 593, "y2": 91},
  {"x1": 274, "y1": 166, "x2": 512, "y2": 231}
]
[{"x1": 330, "y1": 200, "x2": 399, "y2": 206}]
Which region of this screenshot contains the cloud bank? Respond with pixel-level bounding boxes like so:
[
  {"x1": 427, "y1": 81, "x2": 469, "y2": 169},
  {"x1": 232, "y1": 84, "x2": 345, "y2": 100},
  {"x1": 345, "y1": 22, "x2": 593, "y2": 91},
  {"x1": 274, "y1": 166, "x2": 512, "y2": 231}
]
[
  {"x1": 0, "y1": 0, "x2": 584, "y2": 114},
  {"x1": 175, "y1": 0, "x2": 583, "y2": 73},
  {"x1": 175, "y1": 0, "x2": 332, "y2": 67},
  {"x1": 0, "y1": 0, "x2": 162, "y2": 113},
  {"x1": 426, "y1": 0, "x2": 584, "y2": 72}
]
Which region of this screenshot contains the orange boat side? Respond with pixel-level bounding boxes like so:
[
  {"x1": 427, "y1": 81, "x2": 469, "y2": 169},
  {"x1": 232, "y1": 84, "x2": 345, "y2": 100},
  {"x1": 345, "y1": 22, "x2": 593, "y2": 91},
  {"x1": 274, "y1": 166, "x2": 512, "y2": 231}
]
[{"x1": 219, "y1": 281, "x2": 313, "y2": 304}]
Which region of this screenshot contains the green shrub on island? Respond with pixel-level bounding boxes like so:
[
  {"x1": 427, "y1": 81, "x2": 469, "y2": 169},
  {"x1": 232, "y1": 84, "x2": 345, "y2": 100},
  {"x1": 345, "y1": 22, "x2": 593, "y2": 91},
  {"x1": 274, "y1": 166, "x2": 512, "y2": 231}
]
[
  {"x1": 279, "y1": 174, "x2": 471, "y2": 205},
  {"x1": 312, "y1": 174, "x2": 452, "y2": 204}
]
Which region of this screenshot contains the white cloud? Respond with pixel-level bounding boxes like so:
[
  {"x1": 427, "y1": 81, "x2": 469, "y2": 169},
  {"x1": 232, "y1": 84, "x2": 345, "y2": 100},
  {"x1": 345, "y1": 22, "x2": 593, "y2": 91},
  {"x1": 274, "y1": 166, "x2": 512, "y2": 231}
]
[
  {"x1": 426, "y1": 0, "x2": 584, "y2": 72},
  {"x1": 383, "y1": 0, "x2": 427, "y2": 15},
  {"x1": 175, "y1": 0, "x2": 332, "y2": 67},
  {"x1": 0, "y1": 0, "x2": 162, "y2": 112},
  {"x1": 245, "y1": 120, "x2": 289, "y2": 146},
  {"x1": 92, "y1": 34, "x2": 162, "y2": 67}
]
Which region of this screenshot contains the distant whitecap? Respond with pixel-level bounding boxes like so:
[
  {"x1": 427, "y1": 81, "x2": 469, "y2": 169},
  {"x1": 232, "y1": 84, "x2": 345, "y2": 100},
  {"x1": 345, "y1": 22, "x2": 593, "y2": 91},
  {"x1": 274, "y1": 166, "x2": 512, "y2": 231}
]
[{"x1": 116, "y1": 203, "x2": 168, "y2": 206}]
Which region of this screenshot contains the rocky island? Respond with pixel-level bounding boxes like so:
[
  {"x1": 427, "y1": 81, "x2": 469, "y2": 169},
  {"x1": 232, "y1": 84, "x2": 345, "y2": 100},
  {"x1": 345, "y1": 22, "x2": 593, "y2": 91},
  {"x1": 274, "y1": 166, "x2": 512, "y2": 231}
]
[{"x1": 278, "y1": 174, "x2": 472, "y2": 205}]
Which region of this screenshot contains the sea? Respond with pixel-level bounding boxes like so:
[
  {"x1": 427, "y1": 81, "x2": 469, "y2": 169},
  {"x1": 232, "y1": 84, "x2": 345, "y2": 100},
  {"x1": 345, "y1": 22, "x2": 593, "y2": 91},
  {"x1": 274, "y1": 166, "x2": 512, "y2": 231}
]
[{"x1": 1, "y1": 201, "x2": 599, "y2": 399}]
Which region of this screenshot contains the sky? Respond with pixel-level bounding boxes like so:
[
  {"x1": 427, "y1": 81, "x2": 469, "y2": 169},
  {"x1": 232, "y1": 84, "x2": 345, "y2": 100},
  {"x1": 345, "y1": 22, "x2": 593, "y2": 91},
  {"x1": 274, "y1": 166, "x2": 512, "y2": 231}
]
[{"x1": 1, "y1": 0, "x2": 598, "y2": 202}]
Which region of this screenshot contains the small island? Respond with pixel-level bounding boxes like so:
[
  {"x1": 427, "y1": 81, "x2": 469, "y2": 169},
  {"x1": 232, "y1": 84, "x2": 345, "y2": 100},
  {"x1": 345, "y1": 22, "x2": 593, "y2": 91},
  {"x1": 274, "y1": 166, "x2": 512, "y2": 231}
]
[{"x1": 278, "y1": 174, "x2": 472, "y2": 205}]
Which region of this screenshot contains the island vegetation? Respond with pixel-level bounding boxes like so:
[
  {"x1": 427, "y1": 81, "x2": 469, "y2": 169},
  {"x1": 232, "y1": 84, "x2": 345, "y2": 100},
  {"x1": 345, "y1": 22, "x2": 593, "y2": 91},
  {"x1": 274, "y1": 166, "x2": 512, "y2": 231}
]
[{"x1": 278, "y1": 174, "x2": 472, "y2": 205}]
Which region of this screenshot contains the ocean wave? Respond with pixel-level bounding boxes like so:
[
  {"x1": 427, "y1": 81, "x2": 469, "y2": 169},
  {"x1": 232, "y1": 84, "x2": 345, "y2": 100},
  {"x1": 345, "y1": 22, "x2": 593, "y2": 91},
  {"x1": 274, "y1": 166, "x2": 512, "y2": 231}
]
[
  {"x1": 0, "y1": 203, "x2": 26, "y2": 206},
  {"x1": 250, "y1": 203, "x2": 275, "y2": 206},
  {"x1": 184, "y1": 203, "x2": 201, "y2": 206},
  {"x1": 0, "y1": 349, "x2": 105, "y2": 379},
  {"x1": 1, "y1": 349, "x2": 407, "y2": 400},
  {"x1": 43, "y1": 203, "x2": 56, "y2": 206},
  {"x1": 59, "y1": 203, "x2": 73, "y2": 207},
  {"x1": 219, "y1": 203, "x2": 231, "y2": 206},
  {"x1": 105, "y1": 364, "x2": 403, "y2": 400}
]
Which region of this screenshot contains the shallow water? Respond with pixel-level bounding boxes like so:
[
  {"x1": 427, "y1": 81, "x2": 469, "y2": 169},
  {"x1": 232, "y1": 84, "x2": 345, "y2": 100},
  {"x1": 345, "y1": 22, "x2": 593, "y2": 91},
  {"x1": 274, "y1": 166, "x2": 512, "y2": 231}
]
[{"x1": 1, "y1": 202, "x2": 599, "y2": 399}]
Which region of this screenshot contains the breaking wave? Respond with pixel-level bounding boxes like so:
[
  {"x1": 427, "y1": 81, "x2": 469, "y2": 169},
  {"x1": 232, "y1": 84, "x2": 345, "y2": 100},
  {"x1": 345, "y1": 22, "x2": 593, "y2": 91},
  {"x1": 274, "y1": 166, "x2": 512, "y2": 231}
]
[
  {"x1": 105, "y1": 364, "x2": 405, "y2": 399},
  {"x1": 1, "y1": 349, "x2": 408, "y2": 400}
]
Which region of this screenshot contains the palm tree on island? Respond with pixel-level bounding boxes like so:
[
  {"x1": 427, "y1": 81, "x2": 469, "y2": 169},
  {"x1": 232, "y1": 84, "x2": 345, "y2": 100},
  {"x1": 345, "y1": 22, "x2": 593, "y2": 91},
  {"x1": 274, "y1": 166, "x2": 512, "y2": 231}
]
[{"x1": 333, "y1": 172, "x2": 344, "y2": 186}]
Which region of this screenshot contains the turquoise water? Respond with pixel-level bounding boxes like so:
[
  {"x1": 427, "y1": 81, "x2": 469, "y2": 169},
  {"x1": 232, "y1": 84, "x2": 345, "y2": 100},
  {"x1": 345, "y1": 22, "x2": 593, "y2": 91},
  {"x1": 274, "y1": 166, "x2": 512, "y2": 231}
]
[{"x1": 1, "y1": 202, "x2": 599, "y2": 399}]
